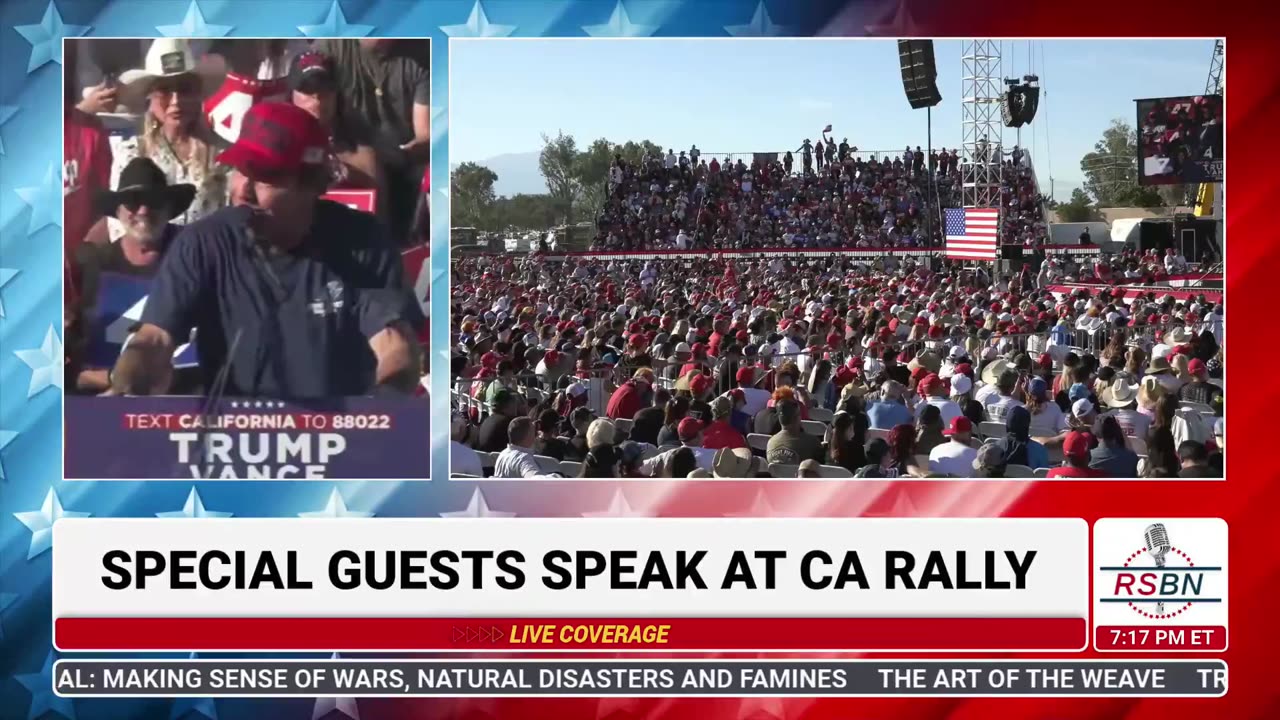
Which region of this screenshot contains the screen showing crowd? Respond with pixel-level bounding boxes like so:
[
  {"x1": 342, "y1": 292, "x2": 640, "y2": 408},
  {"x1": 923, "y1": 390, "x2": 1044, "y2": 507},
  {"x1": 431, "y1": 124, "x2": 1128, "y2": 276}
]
[
  {"x1": 1136, "y1": 94, "x2": 1223, "y2": 186},
  {"x1": 63, "y1": 38, "x2": 430, "y2": 400}
]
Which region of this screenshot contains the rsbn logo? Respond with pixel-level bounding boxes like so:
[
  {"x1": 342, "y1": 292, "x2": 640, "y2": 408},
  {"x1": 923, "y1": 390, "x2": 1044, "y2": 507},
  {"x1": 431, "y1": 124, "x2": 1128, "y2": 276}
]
[{"x1": 1099, "y1": 522, "x2": 1223, "y2": 620}]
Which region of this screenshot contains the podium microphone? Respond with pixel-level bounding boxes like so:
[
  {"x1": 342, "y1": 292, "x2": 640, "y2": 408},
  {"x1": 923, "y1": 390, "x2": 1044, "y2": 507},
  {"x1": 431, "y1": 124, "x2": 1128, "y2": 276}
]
[{"x1": 1143, "y1": 523, "x2": 1171, "y2": 614}]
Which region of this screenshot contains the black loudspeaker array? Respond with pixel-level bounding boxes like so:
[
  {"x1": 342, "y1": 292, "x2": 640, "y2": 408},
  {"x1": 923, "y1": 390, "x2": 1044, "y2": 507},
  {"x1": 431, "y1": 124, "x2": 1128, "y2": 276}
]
[
  {"x1": 1002, "y1": 76, "x2": 1041, "y2": 128},
  {"x1": 898, "y1": 40, "x2": 942, "y2": 110}
]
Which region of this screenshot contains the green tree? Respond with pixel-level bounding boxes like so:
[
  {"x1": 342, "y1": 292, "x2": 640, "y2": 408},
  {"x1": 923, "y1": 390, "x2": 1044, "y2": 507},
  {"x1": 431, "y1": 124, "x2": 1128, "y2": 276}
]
[
  {"x1": 1080, "y1": 119, "x2": 1164, "y2": 208},
  {"x1": 492, "y1": 193, "x2": 560, "y2": 231},
  {"x1": 1056, "y1": 187, "x2": 1100, "y2": 223},
  {"x1": 574, "y1": 138, "x2": 615, "y2": 222},
  {"x1": 539, "y1": 131, "x2": 580, "y2": 224},
  {"x1": 451, "y1": 162, "x2": 498, "y2": 229}
]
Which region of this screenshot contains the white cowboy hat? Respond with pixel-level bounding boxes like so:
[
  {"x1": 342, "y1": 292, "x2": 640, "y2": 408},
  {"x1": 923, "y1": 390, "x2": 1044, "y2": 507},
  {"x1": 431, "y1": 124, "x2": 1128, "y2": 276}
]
[
  {"x1": 1101, "y1": 381, "x2": 1139, "y2": 409},
  {"x1": 118, "y1": 38, "x2": 213, "y2": 109}
]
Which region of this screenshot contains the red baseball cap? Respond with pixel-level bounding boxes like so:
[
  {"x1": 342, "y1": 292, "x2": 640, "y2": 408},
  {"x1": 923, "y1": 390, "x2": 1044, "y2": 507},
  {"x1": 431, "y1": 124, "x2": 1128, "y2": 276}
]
[
  {"x1": 943, "y1": 416, "x2": 973, "y2": 436},
  {"x1": 1063, "y1": 430, "x2": 1092, "y2": 458},
  {"x1": 216, "y1": 102, "x2": 329, "y2": 180},
  {"x1": 1188, "y1": 358, "x2": 1207, "y2": 375},
  {"x1": 735, "y1": 366, "x2": 756, "y2": 384},
  {"x1": 736, "y1": 330, "x2": 750, "y2": 342},
  {"x1": 677, "y1": 416, "x2": 704, "y2": 441},
  {"x1": 690, "y1": 373, "x2": 713, "y2": 395}
]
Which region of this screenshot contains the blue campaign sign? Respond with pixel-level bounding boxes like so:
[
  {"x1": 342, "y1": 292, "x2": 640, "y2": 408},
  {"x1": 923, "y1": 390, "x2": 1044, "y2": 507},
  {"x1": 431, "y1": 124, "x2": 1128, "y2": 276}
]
[{"x1": 85, "y1": 272, "x2": 198, "y2": 369}]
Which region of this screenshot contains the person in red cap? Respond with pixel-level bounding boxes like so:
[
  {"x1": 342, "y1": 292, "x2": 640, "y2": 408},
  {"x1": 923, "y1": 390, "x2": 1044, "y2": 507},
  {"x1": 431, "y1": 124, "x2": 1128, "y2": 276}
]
[
  {"x1": 702, "y1": 396, "x2": 747, "y2": 451},
  {"x1": 606, "y1": 367, "x2": 654, "y2": 420},
  {"x1": 1178, "y1": 357, "x2": 1222, "y2": 409},
  {"x1": 928, "y1": 417, "x2": 978, "y2": 477},
  {"x1": 1046, "y1": 430, "x2": 1107, "y2": 477},
  {"x1": 111, "y1": 102, "x2": 423, "y2": 399}
]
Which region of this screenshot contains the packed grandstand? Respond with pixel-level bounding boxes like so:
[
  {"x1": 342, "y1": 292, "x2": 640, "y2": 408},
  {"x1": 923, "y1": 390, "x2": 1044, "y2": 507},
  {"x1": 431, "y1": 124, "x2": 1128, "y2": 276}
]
[{"x1": 450, "y1": 143, "x2": 1224, "y2": 480}]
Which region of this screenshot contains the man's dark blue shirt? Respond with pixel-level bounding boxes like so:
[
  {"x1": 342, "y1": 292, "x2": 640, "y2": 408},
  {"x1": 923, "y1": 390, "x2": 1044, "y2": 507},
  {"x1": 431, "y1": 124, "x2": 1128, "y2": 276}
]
[{"x1": 142, "y1": 201, "x2": 424, "y2": 399}]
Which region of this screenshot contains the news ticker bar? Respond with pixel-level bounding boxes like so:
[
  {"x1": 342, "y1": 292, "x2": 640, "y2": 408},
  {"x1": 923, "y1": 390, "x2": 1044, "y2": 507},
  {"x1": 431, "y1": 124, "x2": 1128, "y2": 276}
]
[{"x1": 52, "y1": 659, "x2": 1227, "y2": 698}]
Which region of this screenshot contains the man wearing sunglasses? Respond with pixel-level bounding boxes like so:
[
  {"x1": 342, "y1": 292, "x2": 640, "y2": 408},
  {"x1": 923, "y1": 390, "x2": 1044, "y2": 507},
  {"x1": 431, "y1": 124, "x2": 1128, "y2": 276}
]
[
  {"x1": 69, "y1": 158, "x2": 195, "y2": 394},
  {"x1": 109, "y1": 102, "x2": 424, "y2": 400}
]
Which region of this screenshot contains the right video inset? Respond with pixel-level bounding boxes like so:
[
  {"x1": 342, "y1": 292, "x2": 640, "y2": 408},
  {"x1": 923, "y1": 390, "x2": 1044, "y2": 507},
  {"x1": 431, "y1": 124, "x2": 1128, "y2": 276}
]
[{"x1": 447, "y1": 38, "x2": 1224, "y2": 481}]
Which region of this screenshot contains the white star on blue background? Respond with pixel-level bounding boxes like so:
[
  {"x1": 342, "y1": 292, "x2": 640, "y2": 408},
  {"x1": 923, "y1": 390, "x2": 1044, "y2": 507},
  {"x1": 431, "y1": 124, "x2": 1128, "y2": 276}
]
[
  {"x1": 298, "y1": 488, "x2": 374, "y2": 518},
  {"x1": 312, "y1": 653, "x2": 359, "y2": 719},
  {"x1": 0, "y1": 267, "x2": 18, "y2": 317},
  {"x1": 16, "y1": 652, "x2": 76, "y2": 720},
  {"x1": 157, "y1": 0, "x2": 233, "y2": 37},
  {"x1": 14, "y1": 0, "x2": 90, "y2": 72},
  {"x1": 441, "y1": 0, "x2": 517, "y2": 37},
  {"x1": 298, "y1": 0, "x2": 374, "y2": 37},
  {"x1": 0, "y1": 429, "x2": 17, "y2": 480},
  {"x1": 725, "y1": 1, "x2": 792, "y2": 36},
  {"x1": 170, "y1": 652, "x2": 218, "y2": 719},
  {"x1": 0, "y1": 591, "x2": 18, "y2": 641},
  {"x1": 441, "y1": 488, "x2": 515, "y2": 518},
  {"x1": 158, "y1": 487, "x2": 233, "y2": 519},
  {"x1": 0, "y1": 105, "x2": 18, "y2": 155},
  {"x1": 14, "y1": 488, "x2": 90, "y2": 559},
  {"x1": 16, "y1": 164, "x2": 63, "y2": 235},
  {"x1": 583, "y1": 1, "x2": 659, "y2": 37},
  {"x1": 14, "y1": 325, "x2": 64, "y2": 397}
]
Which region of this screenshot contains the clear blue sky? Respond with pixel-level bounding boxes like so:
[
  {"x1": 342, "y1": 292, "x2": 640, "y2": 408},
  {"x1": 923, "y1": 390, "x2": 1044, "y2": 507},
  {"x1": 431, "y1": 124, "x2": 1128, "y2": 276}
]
[{"x1": 450, "y1": 38, "x2": 1216, "y2": 201}]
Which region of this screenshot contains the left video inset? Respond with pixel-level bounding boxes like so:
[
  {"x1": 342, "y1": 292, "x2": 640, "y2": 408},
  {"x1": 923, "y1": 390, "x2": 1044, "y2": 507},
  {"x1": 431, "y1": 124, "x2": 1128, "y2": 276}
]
[{"x1": 62, "y1": 38, "x2": 431, "y2": 480}]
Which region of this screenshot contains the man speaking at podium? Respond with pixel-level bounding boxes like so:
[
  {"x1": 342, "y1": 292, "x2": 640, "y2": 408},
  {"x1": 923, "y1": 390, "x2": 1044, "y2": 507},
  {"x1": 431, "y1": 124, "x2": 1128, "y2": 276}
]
[{"x1": 109, "y1": 102, "x2": 423, "y2": 399}]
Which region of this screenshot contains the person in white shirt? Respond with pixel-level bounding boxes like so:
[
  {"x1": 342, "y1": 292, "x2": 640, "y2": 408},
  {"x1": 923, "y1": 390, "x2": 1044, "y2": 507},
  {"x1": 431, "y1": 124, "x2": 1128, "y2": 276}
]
[
  {"x1": 1098, "y1": 381, "x2": 1152, "y2": 441},
  {"x1": 983, "y1": 368, "x2": 1025, "y2": 423},
  {"x1": 1164, "y1": 248, "x2": 1188, "y2": 274},
  {"x1": 675, "y1": 229, "x2": 689, "y2": 250},
  {"x1": 915, "y1": 375, "x2": 963, "y2": 425},
  {"x1": 639, "y1": 261, "x2": 658, "y2": 287},
  {"x1": 493, "y1": 417, "x2": 554, "y2": 478},
  {"x1": 1025, "y1": 376, "x2": 1069, "y2": 444},
  {"x1": 735, "y1": 366, "x2": 771, "y2": 418},
  {"x1": 929, "y1": 416, "x2": 978, "y2": 477},
  {"x1": 664, "y1": 149, "x2": 676, "y2": 169}
]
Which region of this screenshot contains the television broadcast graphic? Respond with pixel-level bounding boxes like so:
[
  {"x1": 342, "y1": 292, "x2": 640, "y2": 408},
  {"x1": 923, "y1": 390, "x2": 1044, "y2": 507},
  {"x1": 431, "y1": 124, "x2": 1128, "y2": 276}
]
[
  {"x1": 1094, "y1": 518, "x2": 1228, "y2": 651},
  {"x1": 448, "y1": 38, "x2": 1224, "y2": 480},
  {"x1": 1136, "y1": 95, "x2": 1223, "y2": 185},
  {"x1": 1, "y1": 0, "x2": 1265, "y2": 718},
  {"x1": 62, "y1": 37, "x2": 431, "y2": 479}
]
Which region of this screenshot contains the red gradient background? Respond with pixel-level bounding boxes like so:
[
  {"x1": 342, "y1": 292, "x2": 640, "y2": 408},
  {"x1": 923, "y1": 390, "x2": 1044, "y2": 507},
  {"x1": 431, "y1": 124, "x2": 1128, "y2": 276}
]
[{"x1": 438, "y1": 2, "x2": 1266, "y2": 718}]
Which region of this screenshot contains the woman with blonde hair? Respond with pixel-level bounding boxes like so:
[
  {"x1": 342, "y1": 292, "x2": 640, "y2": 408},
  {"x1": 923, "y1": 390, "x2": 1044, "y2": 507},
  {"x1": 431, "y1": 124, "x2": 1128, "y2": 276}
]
[
  {"x1": 1170, "y1": 353, "x2": 1193, "y2": 385},
  {"x1": 1122, "y1": 345, "x2": 1146, "y2": 383},
  {"x1": 105, "y1": 39, "x2": 229, "y2": 243}
]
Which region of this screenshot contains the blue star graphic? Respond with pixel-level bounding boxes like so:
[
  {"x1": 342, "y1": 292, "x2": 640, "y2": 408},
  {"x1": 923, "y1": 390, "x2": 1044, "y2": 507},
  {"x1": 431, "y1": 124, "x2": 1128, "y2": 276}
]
[
  {"x1": 14, "y1": 325, "x2": 64, "y2": 398},
  {"x1": 583, "y1": 1, "x2": 658, "y2": 37},
  {"x1": 170, "y1": 653, "x2": 217, "y2": 719},
  {"x1": 725, "y1": 2, "x2": 792, "y2": 37},
  {"x1": 0, "y1": 105, "x2": 18, "y2": 155},
  {"x1": 298, "y1": 488, "x2": 374, "y2": 518},
  {"x1": 157, "y1": 0, "x2": 233, "y2": 37},
  {"x1": 17, "y1": 652, "x2": 76, "y2": 720},
  {"x1": 14, "y1": 488, "x2": 90, "y2": 560},
  {"x1": 14, "y1": 1, "x2": 90, "y2": 73},
  {"x1": 312, "y1": 653, "x2": 359, "y2": 719},
  {"x1": 441, "y1": 0, "x2": 516, "y2": 37},
  {"x1": 0, "y1": 429, "x2": 16, "y2": 480},
  {"x1": 16, "y1": 164, "x2": 63, "y2": 235},
  {"x1": 298, "y1": 0, "x2": 374, "y2": 38},
  {"x1": 0, "y1": 267, "x2": 18, "y2": 318},
  {"x1": 0, "y1": 591, "x2": 17, "y2": 641},
  {"x1": 158, "y1": 487, "x2": 233, "y2": 519}
]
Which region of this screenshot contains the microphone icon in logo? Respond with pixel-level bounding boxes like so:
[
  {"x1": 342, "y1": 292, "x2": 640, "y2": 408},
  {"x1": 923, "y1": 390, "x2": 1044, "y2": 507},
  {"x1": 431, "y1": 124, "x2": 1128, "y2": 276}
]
[{"x1": 1143, "y1": 523, "x2": 1171, "y2": 615}]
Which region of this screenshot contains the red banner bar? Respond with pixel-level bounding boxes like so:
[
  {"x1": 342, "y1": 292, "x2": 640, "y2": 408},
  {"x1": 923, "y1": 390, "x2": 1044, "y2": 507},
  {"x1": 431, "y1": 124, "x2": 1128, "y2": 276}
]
[
  {"x1": 56, "y1": 617, "x2": 1086, "y2": 652},
  {"x1": 1095, "y1": 625, "x2": 1226, "y2": 651}
]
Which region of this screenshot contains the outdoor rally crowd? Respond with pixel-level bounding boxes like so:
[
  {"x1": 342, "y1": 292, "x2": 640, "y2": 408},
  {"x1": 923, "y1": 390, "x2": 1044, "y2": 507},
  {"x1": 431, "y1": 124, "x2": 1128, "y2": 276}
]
[
  {"x1": 63, "y1": 38, "x2": 430, "y2": 398},
  {"x1": 591, "y1": 137, "x2": 1046, "y2": 251},
  {"x1": 452, "y1": 138, "x2": 1223, "y2": 479}
]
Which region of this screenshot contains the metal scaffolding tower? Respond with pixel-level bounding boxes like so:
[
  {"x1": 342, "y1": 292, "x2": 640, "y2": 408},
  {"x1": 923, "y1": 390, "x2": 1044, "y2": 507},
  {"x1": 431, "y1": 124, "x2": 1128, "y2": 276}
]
[
  {"x1": 960, "y1": 40, "x2": 1003, "y2": 210},
  {"x1": 1205, "y1": 39, "x2": 1224, "y2": 95}
]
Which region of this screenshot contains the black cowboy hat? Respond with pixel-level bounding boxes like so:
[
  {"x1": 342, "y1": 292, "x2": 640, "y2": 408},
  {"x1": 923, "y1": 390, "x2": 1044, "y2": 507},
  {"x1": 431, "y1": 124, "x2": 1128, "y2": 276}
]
[{"x1": 95, "y1": 157, "x2": 196, "y2": 219}]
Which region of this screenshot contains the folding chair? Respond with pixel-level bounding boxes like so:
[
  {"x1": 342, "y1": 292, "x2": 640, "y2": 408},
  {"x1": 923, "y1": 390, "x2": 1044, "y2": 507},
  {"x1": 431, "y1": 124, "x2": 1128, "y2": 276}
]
[{"x1": 767, "y1": 463, "x2": 800, "y2": 478}]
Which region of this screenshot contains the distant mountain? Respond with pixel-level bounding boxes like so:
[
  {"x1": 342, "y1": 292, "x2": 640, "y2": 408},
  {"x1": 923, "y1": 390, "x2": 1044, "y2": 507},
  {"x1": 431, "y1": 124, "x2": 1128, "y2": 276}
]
[{"x1": 452, "y1": 151, "x2": 545, "y2": 198}]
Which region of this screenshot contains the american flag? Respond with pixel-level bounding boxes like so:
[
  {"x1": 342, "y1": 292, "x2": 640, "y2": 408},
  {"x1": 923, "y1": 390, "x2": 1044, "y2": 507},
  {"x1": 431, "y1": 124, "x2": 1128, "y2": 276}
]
[{"x1": 945, "y1": 207, "x2": 1000, "y2": 260}]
